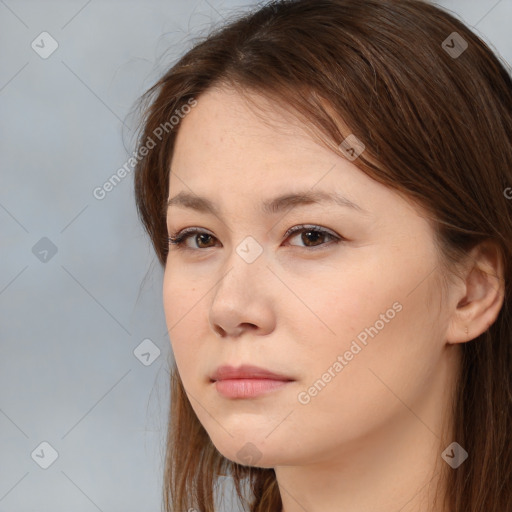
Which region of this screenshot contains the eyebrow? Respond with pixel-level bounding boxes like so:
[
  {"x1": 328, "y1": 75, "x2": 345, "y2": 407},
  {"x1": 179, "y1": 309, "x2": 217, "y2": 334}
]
[{"x1": 166, "y1": 190, "x2": 369, "y2": 216}]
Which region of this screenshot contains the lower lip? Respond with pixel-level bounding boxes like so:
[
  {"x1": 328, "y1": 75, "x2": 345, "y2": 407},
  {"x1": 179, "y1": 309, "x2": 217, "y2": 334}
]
[{"x1": 213, "y1": 379, "x2": 293, "y2": 398}]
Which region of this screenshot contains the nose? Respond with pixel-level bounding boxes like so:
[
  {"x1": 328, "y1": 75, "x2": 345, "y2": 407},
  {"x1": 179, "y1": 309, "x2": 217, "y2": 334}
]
[{"x1": 208, "y1": 244, "x2": 275, "y2": 338}]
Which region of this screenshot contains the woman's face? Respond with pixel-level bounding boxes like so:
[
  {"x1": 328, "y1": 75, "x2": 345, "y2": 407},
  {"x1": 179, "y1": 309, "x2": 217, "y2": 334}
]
[{"x1": 163, "y1": 86, "x2": 456, "y2": 468}]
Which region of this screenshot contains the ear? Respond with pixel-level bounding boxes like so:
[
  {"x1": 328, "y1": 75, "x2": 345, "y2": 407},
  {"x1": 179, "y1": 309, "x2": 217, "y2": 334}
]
[{"x1": 445, "y1": 240, "x2": 505, "y2": 344}]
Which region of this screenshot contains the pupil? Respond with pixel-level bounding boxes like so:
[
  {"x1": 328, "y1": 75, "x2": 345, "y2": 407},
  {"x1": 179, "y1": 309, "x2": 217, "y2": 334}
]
[
  {"x1": 194, "y1": 231, "x2": 325, "y2": 248},
  {"x1": 198, "y1": 234, "x2": 211, "y2": 247},
  {"x1": 303, "y1": 231, "x2": 322, "y2": 246}
]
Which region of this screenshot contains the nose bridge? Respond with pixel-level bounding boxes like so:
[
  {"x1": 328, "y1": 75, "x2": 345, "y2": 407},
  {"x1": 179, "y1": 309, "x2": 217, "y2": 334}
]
[
  {"x1": 211, "y1": 235, "x2": 268, "y2": 311},
  {"x1": 233, "y1": 234, "x2": 265, "y2": 266},
  {"x1": 208, "y1": 233, "x2": 271, "y2": 337},
  {"x1": 213, "y1": 233, "x2": 267, "y2": 299}
]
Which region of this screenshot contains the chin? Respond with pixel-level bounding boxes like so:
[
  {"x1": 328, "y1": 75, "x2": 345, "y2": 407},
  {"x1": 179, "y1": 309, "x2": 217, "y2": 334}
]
[{"x1": 209, "y1": 432, "x2": 294, "y2": 469}]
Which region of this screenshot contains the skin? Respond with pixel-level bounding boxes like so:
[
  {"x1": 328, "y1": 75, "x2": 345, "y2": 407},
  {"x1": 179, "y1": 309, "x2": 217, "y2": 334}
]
[{"x1": 163, "y1": 86, "x2": 505, "y2": 512}]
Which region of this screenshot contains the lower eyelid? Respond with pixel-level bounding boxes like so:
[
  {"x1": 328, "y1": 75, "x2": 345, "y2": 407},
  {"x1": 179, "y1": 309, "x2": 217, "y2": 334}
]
[
  {"x1": 168, "y1": 226, "x2": 342, "y2": 249},
  {"x1": 286, "y1": 231, "x2": 337, "y2": 245}
]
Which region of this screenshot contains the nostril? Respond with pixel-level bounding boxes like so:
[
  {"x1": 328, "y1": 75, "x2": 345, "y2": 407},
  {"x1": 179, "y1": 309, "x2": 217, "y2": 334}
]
[
  {"x1": 213, "y1": 325, "x2": 226, "y2": 337},
  {"x1": 240, "y1": 323, "x2": 257, "y2": 330}
]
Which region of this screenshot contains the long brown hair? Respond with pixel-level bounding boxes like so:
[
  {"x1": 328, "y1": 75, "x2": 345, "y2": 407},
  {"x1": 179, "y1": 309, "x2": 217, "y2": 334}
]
[{"x1": 132, "y1": 0, "x2": 512, "y2": 510}]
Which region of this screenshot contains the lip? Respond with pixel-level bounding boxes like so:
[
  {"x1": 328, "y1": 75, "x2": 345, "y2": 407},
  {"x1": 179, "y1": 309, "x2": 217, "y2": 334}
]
[
  {"x1": 210, "y1": 364, "x2": 294, "y2": 382},
  {"x1": 214, "y1": 379, "x2": 292, "y2": 398},
  {"x1": 210, "y1": 365, "x2": 295, "y2": 399}
]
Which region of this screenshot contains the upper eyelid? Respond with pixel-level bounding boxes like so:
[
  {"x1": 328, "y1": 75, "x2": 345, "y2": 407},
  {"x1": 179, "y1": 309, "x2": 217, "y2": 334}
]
[
  {"x1": 168, "y1": 226, "x2": 215, "y2": 242},
  {"x1": 168, "y1": 224, "x2": 341, "y2": 245},
  {"x1": 284, "y1": 224, "x2": 339, "y2": 239},
  {"x1": 168, "y1": 224, "x2": 338, "y2": 237}
]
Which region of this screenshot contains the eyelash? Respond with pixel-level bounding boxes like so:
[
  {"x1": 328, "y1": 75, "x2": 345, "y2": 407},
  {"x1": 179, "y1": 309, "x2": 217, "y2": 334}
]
[{"x1": 167, "y1": 224, "x2": 343, "y2": 252}]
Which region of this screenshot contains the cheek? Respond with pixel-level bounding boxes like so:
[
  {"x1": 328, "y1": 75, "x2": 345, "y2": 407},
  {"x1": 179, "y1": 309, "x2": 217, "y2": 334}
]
[
  {"x1": 289, "y1": 257, "x2": 438, "y2": 407},
  {"x1": 284, "y1": 258, "x2": 386, "y2": 345},
  {"x1": 285, "y1": 303, "x2": 430, "y2": 456},
  {"x1": 309, "y1": 244, "x2": 438, "y2": 349},
  {"x1": 162, "y1": 270, "x2": 204, "y2": 380},
  {"x1": 162, "y1": 264, "x2": 203, "y2": 325}
]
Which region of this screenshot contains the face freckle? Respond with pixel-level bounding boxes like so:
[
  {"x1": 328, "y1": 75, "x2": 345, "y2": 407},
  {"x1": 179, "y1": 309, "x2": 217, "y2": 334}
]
[{"x1": 163, "y1": 85, "x2": 453, "y2": 473}]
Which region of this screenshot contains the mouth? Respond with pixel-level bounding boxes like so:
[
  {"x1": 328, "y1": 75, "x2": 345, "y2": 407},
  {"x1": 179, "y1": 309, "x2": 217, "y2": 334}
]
[
  {"x1": 210, "y1": 364, "x2": 294, "y2": 381},
  {"x1": 210, "y1": 364, "x2": 295, "y2": 399},
  {"x1": 212, "y1": 378, "x2": 294, "y2": 399}
]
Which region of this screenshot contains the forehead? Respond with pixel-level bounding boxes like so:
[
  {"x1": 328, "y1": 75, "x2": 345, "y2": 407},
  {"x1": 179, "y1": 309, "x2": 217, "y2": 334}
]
[
  {"x1": 167, "y1": 86, "x2": 430, "y2": 233},
  {"x1": 170, "y1": 87, "x2": 364, "y2": 192},
  {"x1": 180, "y1": 87, "x2": 318, "y2": 156}
]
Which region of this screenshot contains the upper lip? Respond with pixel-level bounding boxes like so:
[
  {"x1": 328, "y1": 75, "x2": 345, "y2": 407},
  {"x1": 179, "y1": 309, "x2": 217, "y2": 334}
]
[{"x1": 210, "y1": 364, "x2": 295, "y2": 382}]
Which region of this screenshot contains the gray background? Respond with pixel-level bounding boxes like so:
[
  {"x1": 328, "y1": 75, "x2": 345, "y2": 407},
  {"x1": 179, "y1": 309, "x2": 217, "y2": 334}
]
[{"x1": 0, "y1": 1, "x2": 510, "y2": 511}]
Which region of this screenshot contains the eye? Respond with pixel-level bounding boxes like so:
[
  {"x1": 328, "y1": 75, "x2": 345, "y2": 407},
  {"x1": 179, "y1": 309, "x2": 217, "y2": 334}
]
[
  {"x1": 167, "y1": 224, "x2": 343, "y2": 251},
  {"x1": 168, "y1": 228, "x2": 218, "y2": 250},
  {"x1": 282, "y1": 224, "x2": 342, "y2": 248}
]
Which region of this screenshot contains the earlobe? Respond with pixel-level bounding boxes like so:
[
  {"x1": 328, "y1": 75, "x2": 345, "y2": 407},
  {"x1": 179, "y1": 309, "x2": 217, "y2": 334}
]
[{"x1": 445, "y1": 241, "x2": 505, "y2": 345}]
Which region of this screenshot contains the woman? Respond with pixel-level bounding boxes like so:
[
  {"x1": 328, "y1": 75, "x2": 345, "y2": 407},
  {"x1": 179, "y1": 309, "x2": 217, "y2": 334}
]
[{"x1": 132, "y1": 0, "x2": 512, "y2": 510}]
